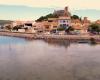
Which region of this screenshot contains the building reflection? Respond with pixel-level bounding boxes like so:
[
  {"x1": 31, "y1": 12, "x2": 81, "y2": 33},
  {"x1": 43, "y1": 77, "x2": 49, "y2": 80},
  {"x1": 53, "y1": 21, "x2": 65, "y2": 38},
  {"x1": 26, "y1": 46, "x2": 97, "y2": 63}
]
[{"x1": 43, "y1": 39, "x2": 71, "y2": 48}]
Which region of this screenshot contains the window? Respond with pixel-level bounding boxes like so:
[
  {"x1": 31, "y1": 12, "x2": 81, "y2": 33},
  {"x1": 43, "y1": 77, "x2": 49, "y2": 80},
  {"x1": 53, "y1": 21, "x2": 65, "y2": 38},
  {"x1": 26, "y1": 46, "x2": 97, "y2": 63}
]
[
  {"x1": 53, "y1": 26, "x2": 57, "y2": 28},
  {"x1": 63, "y1": 20, "x2": 66, "y2": 23},
  {"x1": 25, "y1": 23, "x2": 32, "y2": 26},
  {"x1": 66, "y1": 24, "x2": 69, "y2": 26},
  {"x1": 60, "y1": 24, "x2": 63, "y2": 27},
  {"x1": 45, "y1": 26, "x2": 49, "y2": 29},
  {"x1": 33, "y1": 26, "x2": 36, "y2": 27},
  {"x1": 60, "y1": 20, "x2": 62, "y2": 23},
  {"x1": 48, "y1": 20, "x2": 53, "y2": 22},
  {"x1": 63, "y1": 24, "x2": 66, "y2": 27}
]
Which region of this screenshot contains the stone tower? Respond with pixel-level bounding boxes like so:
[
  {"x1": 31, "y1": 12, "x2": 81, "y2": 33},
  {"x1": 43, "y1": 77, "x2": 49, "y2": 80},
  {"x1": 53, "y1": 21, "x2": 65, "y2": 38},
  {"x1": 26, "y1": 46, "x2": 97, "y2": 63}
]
[{"x1": 64, "y1": 6, "x2": 71, "y2": 17}]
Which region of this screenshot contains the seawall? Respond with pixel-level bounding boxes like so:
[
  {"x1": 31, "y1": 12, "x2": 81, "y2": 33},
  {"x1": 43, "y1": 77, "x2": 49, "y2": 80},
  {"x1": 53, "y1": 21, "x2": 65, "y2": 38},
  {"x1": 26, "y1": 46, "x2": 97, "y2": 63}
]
[{"x1": 0, "y1": 32, "x2": 100, "y2": 43}]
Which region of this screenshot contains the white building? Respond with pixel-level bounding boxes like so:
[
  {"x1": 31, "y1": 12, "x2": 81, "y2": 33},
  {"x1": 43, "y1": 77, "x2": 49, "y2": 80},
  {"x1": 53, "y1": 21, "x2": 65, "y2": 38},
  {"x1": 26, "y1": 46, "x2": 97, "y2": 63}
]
[
  {"x1": 23, "y1": 21, "x2": 34, "y2": 29},
  {"x1": 58, "y1": 16, "x2": 71, "y2": 29},
  {"x1": 18, "y1": 29, "x2": 25, "y2": 32},
  {"x1": 33, "y1": 22, "x2": 44, "y2": 32}
]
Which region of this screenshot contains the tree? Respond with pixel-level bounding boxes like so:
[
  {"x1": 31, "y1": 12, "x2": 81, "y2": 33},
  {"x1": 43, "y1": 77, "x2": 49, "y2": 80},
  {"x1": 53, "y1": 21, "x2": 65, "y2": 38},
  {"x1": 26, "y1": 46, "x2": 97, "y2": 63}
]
[
  {"x1": 36, "y1": 16, "x2": 46, "y2": 22},
  {"x1": 65, "y1": 26, "x2": 74, "y2": 33},
  {"x1": 88, "y1": 24, "x2": 100, "y2": 34},
  {"x1": 57, "y1": 24, "x2": 67, "y2": 31},
  {"x1": 5, "y1": 25, "x2": 12, "y2": 30},
  {"x1": 71, "y1": 15, "x2": 80, "y2": 19},
  {"x1": 12, "y1": 25, "x2": 23, "y2": 31},
  {"x1": 46, "y1": 13, "x2": 58, "y2": 18},
  {"x1": 57, "y1": 27, "x2": 66, "y2": 31},
  {"x1": 36, "y1": 13, "x2": 58, "y2": 22}
]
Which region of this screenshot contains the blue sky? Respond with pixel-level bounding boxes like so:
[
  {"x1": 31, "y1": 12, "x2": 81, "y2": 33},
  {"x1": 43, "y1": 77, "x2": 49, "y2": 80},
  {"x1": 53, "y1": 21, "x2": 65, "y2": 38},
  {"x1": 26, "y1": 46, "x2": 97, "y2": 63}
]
[
  {"x1": 0, "y1": 5, "x2": 54, "y2": 20},
  {"x1": 0, "y1": 0, "x2": 100, "y2": 21}
]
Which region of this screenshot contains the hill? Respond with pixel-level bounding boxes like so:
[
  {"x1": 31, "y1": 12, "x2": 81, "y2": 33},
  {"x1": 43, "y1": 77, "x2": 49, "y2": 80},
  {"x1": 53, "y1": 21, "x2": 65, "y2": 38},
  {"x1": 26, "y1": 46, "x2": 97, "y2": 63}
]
[{"x1": 0, "y1": 20, "x2": 12, "y2": 25}]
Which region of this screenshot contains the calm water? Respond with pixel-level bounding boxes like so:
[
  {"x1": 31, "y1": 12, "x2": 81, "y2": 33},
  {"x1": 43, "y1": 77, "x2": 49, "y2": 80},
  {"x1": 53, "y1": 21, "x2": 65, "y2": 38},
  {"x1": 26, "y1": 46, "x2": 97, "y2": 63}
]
[{"x1": 0, "y1": 36, "x2": 100, "y2": 80}]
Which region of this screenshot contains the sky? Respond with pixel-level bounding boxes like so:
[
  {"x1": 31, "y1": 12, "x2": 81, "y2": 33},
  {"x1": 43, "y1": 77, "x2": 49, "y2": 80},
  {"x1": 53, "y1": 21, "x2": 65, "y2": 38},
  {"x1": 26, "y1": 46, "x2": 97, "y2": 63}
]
[
  {"x1": 0, "y1": 0, "x2": 100, "y2": 9},
  {"x1": 0, "y1": 0, "x2": 100, "y2": 20}
]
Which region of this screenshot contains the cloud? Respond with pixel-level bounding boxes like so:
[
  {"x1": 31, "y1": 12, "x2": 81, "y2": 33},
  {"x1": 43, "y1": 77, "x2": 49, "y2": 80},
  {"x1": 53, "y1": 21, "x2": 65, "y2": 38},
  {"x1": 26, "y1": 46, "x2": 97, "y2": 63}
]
[{"x1": 0, "y1": 0, "x2": 99, "y2": 9}]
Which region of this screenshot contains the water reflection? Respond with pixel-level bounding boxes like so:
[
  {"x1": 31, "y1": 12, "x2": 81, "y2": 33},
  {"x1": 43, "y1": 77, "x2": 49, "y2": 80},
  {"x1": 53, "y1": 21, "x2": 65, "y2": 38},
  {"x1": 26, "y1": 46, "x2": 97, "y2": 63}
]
[
  {"x1": 0, "y1": 36, "x2": 27, "y2": 45},
  {"x1": 43, "y1": 39, "x2": 71, "y2": 48},
  {"x1": 0, "y1": 36, "x2": 100, "y2": 80}
]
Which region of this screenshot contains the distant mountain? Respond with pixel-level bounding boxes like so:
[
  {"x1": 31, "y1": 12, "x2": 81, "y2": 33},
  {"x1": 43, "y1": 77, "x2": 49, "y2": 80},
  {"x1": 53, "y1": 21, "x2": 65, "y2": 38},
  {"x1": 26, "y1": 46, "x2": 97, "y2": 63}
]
[{"x1": 0, "y1": 20, "x2": 12, "y2": 25}]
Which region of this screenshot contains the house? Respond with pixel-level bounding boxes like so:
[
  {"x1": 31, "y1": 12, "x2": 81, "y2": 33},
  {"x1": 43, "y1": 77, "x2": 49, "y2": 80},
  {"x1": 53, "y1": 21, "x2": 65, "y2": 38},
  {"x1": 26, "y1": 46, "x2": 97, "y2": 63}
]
[
  {"x1": 95, "y1": 20, "x2": 100, "y2": 24},
  {"x1": 71, "y1": 18, "x2": 90, "y2": 34},
  {"x1": 82, "y1": 17, "x2": 91, "y2": 27},
  {"x1": 47, "y1": 18, "x2": 58, "y2": 32},
  {"x1": 58, "y1": 16, "x2": 71, "y2": 29},
  {"x1": 23, "y1": 21, "x2": 34, "y2": 29},
  {"x1": 25, "y1": 27, "x2": 37, "y2": 33},
  {"x1": 42, "y1": 18, "x2": 58, "y2": 32},
  {"x1": 18, "y1": 29, "x2": 25, "y2": 33},
  {"x1": 82, "y1": 17, "x2": 91, "y2": 34},
  {"x1": 33, "y1": 22, "x2": 44, "y2": 33},
  {"x1": 50, "y1": 22, "x2": 58, "y2": 32},
  {"x1": 11, "y1": 21, "x2": 36, "y2": 33},
  {"x1": 54, "y1": 6, "x2": 71, "y2": 30},
  {"x1": 71, "y1": 19, "x2": 82, "y2": 34},
  {"x1": 12, "y1": 21, "x2": 24, "y2": 27},
  {"x1": 42, "y1": 21, "x2": 51, "y2": 32}
]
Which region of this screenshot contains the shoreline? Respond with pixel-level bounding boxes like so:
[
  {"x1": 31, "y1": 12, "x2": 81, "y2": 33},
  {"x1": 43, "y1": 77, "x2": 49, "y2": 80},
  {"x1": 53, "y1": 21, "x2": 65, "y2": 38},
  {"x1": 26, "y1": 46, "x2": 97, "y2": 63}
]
[
  {"x1": 0, "y1": 31, "x2": 100, "y2": 43},
  {"x1": 0, "y1": 31, "x2": 35, "y2": 39}
]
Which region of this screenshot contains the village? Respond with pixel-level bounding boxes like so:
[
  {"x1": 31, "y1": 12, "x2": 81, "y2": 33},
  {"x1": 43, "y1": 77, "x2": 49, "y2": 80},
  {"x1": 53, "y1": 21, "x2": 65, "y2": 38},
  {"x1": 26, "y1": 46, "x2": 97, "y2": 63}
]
[
  {"x1": 1, "y1": 0, "x2": 100, "y2": 79},
  {"x1": 0, "y1": 6, "x2": 100, "y2": 36}
]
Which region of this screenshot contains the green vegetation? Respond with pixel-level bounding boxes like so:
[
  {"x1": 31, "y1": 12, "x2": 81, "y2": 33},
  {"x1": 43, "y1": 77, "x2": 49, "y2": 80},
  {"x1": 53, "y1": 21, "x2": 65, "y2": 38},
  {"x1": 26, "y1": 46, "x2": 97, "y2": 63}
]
[
  {"x1": 5, "y1": 25, "x2": 12, "y2": 30},
  {"x1": 57, "y1": 27, "x2": 66, "y2": 31},
  {"x1": 36, "y1": 13, "x2": 58, "y2": 22},
  {"x1": 90, "y1": 38, "x2": 96, "y2": 44},
  {"x1": 65, "y1": 26, "x2": 74, "y2": 33},
  {"x1": 71, "y1": 15, "x2": 80, "y2": 19},
  {"x1": 12, "y1": 25, "x2": 24, "y2": 31},
  {"x1": 0, "y1": 20, "x2": 12, "y2": 25},
  {"x1": 57, "y1": 26, "x2": 74, "y2": 31},
  {"x1": 88, "y1": 24, "x2": 100, "y2": 34},
  {"x1": 36, "y1": 13, "x2": 80, "y2": 22},
  {"x1": 57, "y1": 25, "x2": 67, "y2": 31}
]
